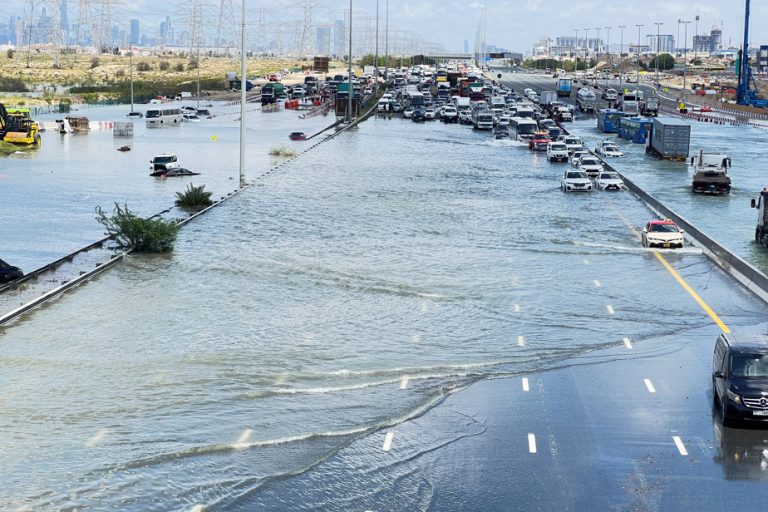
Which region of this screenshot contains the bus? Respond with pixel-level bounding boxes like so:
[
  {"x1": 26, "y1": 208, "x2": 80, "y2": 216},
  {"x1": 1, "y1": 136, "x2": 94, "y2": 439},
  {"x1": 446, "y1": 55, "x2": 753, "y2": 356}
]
[{"x1": 145, "y1": 107, "x2": 183, "y2": 127}]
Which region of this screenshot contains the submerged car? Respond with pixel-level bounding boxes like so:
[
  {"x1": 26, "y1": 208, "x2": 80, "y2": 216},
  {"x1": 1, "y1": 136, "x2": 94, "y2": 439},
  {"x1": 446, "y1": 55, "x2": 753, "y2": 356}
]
[
  {"x1": 713, "y1": 332, "x2": 768, "y2": 426},
  {"x1": 641, "y1": 219, "x2": 685, "y2": 248},
  {"x1": 561, "y1": 169, "x2": 593, "y2": 192},
  {"x1": 596, "y1": 144, "x2": 624, "y2": 157},
  {"x1": 576, "y1": 155, "x2": 604, "y2": 178},
  {"x1": 150, "y1": 167, "x2": 201, "y2": 177},
  {"x1": 595, "y1": 171, "x2": 625, "y2": 191},
  {"x1": 289, "y1": 132, "x2": 307, "y2": 141},
  {"x1": 0, "y1": 258, "x2": 24, "y2": 284}
]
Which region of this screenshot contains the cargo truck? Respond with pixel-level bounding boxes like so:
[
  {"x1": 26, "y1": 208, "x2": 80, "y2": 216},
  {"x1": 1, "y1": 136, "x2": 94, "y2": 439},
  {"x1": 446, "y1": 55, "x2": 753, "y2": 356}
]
[
  {"x1": 539, "y1": 91, "x2": 557, "y2": 108},
  {"x1": 752, "y1": 189, "x2": 768, "y2": 247},
  {"x1": 646, "y1": 118, "x2": 690, "y2": 160},
  {"x1": 640, "y1": 96, "x2": 659, "y2": 116},
  {"x1": 557, "y1": 78, "x2": 572, "y2": 97},
  {"x1": 576, "y1": 88, "x2": 596, "y2": 113}
]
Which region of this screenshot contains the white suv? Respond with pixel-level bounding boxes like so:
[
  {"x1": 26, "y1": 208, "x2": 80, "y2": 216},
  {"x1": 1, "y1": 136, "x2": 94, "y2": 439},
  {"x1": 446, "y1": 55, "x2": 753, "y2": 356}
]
[{"x1": 547, "y1": 142, "x2": 569, "y2": 162}]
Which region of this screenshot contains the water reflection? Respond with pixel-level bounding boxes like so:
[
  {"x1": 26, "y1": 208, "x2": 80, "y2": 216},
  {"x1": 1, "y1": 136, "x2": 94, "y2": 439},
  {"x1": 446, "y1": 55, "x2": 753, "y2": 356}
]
[{"x1": 713, "y1": 413, "x2": 768, "y2": 480}]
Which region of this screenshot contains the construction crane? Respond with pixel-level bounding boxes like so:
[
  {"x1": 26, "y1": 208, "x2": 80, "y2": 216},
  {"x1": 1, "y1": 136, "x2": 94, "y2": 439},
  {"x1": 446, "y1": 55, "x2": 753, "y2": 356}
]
[{"x1": 736, "y1": 0, "x2": 768, "y2": 108}]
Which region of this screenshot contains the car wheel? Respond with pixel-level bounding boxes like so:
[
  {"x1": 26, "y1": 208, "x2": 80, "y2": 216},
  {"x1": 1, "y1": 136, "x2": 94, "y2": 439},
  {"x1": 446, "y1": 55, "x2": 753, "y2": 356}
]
[{"x1": 721, "y1": 397, "x2": 732, "y2": 427}]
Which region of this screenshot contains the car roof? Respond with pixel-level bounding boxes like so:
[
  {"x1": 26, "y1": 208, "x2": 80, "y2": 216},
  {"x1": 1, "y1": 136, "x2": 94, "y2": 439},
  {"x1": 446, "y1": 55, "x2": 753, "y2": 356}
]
[
  {"x1": 648, "y1": 220, "x2": 677, "y2": 226},
  {"x1": 722, "y1": 332, "x2": 768, "y2": 353}
]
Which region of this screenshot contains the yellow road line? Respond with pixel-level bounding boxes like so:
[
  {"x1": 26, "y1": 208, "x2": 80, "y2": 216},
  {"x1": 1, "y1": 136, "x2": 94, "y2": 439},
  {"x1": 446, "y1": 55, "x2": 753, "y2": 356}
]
[
  {"x1": 612, "y1": 206, "x2": 731, "y2": 333},
  {"x1": 652, "y1": 252, "x2": 730, "y2": 333}
]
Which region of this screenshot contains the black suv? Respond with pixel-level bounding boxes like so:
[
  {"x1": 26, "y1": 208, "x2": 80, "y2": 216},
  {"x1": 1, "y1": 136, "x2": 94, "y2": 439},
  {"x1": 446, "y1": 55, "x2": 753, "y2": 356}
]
[
  {"x1": 0, "y1": 258, "x2": 23, "y2": 284},
  {"x1": 713, "y1": 332, "x2": 768, "y2": 426}
]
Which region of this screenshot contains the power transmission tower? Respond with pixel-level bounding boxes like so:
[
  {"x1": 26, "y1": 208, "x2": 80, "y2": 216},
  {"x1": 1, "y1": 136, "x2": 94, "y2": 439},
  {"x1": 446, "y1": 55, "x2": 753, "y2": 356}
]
[
  {"x1": 76, "y1": 0, "x2": 93, "y2": 46},
  {"x1": 216, "y1": 0, "x2": 237, "y2": 53}
]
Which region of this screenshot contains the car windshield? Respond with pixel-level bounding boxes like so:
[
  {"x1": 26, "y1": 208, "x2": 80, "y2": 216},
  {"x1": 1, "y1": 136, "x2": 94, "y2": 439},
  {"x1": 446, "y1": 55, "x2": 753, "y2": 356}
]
[
  {"x1": 731, "y1": 354, "x2": 768, "y2": 378},
  {"x1": 581, "y1": 158, "x2": 599, "y2": 166},
  {"x1": 153, "y1": 156, "x2": 176, "y2": 164},
  {"x1": 649, "y1": 223, "x2": 679, "y2": 233},
  {"x1": 567, "y1": 172, "x2": 585, "y2": 179},
  {"x1": 551, "y1": 144, "x2": 566, "y2": 150},
  {"x1": 146, "y1": 110, "x2": 160, "y2": 118},
  {"x1": 601, "y1": 173, "x2": 617, "y2": 180}
]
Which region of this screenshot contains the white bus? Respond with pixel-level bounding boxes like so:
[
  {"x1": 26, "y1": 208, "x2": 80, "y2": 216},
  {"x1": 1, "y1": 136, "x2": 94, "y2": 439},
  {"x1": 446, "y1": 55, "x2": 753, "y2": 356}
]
[{"x1": 146, "y1": 107, "x2": 183, "y2": 127}]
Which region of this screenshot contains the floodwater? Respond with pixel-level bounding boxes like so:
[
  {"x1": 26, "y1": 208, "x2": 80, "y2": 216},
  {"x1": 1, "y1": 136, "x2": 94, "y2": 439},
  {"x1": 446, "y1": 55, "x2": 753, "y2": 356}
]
[{"x1": 1, "y1": 99, "x2": 767, "y2": 510}]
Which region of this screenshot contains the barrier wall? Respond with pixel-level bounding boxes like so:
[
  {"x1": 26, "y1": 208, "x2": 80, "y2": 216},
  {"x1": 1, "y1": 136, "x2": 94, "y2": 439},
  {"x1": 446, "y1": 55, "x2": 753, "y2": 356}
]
[{"x1": 602, "y1": 159, "x2": 768, "y2": 304}]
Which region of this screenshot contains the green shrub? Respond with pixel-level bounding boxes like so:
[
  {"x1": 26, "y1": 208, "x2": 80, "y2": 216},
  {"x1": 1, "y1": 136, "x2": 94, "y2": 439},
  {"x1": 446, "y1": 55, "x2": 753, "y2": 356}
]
[
  {"x1": 136, "y1": 61, "x2": 151, "y2": 72},
  {"x1": 90, "y1": 57, "x2": 100, "y2": 69},
  {"x1": 175, "y1": 63, "x2": 185, "y2": 72},
  {"x1": 96, "y1": 203, "x2": 179, "y2": 253},
  {"x1": 175, "y1": 183, "x2": 213, "y2": 209},
  {"x1": 269, "y1": 146, "x2": 296, "y2": 157},
  {"x1": 159, "y1": 60, "x2": 170, "y2": 71}
]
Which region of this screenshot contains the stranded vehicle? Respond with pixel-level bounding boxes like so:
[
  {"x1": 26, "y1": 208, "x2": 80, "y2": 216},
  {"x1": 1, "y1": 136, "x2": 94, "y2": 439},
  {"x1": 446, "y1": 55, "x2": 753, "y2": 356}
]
[
  {"x1": 546, "y1": 142, "x2": 569, "y2": 162},
  {"x1": 691, "y1": 149, "x2": 731, "y2": 194},
  {"x1": 561, "y1": 169, "x2": 592, "y2": 192},
  {"x1": 641, "y1": 219, "x2": 685, "y2": 249},
  {"x1": 713, "y1": 332, "x2": 768, "y2": 426}
]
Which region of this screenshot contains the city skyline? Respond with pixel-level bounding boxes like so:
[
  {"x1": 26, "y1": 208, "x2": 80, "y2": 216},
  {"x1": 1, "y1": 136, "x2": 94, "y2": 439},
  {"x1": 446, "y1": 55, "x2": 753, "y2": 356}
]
[{"x1": 0, "y1": 0, "x2": 766, "y2": 56}]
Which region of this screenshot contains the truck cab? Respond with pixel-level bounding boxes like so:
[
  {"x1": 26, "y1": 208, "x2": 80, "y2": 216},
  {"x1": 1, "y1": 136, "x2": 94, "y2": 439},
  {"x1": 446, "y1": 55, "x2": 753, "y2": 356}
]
[{"x1": 751, "y1": 189, "x2": 768, "y2": 247}]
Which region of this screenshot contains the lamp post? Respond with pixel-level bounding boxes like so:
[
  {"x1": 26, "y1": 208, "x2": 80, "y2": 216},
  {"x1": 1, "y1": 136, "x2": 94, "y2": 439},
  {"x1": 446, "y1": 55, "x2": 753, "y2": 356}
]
[
  {"x1": 693, "y1": 14, "x2": 699, "y2": 67},
  {"x1": 584, "y1": 27, "x2": 590, "y2": 64},
  {"x1": 654, "y1": 22, "x2": 663, "y2": 82},
  {"x1": 618, "y1": 25, "x2": 625, "y2": 91},
  {"x1": 347, "y1": 0, "x2": 352, "y2": 123},
  {"x1": 594, "y1": 27, "x2": 601, "y2": 86},
  {"x1": 681, "y1": 20, "x2": 690, "y2": 102},
  {"x1": 635, "y1": 24, "x2": 643, "y2": 86},
  {"x1": 605, "y1": 26, "x2": 612, "y2": 88},
  {"x1": 374, "y1": 0, "x2": 378, "y2": 92},
  {"x1": 574, "y1": 29, "x2": 580, "y2": 69},
  {"x1": 384, "y1": 0, "x2": 388, "y2": 81},
  {"x1": 239, "y1": 0, "x2": 246, "y2": 185}
]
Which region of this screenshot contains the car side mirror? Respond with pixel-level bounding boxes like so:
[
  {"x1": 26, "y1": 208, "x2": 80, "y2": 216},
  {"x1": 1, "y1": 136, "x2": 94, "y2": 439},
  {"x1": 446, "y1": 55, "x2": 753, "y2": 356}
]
[
  {"x1": 751, "y1": 199, "x2": 757, "y2": 208},
  {"x1": 713, "y1": 370, "x2": 725, "y2": 379},
  {"x1": 642, "y1": 228, "x2": 648, "y2": 233}
]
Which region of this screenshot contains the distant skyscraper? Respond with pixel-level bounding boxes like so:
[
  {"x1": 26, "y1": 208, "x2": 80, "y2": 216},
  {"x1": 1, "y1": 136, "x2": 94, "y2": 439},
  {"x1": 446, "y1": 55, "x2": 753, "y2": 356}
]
[
  {"x1": 710, "y1": 27, "x2": 722, "y2": 52},
  {"x1": 160, "y1": 21, "x2": 167, "y2": 44},
  {"x1": 130, "y1": 19, "x2": 139, "y2": 45},
  {"x1": 333, "y1": 19, "x2": 345, "y2": 57},
  {"x1": 316, "y1": 25, "x2": 331, "y2": 55},
  {"x1": 8, "y1": 16, "x2": 16, "y2": 45},
  {"x1": 165, "y1": 16, "x2": 173, "y2": 45},
  {"x1": 464, "y1": 39, "x2": 469, "y2": 54}
]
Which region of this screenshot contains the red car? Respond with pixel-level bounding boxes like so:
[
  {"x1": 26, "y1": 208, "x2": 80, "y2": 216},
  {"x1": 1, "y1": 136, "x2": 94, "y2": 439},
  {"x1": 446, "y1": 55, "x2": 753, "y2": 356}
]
[
  {"x1": 289, "y1": 132, "x2": 307, "y2": 141},
  {"x1": 529, "y1": 131, "x2": 552, "y2": 151}
]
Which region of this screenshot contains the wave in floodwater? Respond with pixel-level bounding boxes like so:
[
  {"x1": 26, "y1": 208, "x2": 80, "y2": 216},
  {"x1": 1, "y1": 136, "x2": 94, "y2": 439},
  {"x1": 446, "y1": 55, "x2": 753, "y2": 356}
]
[{"x1": 572, "y1": 240, "x2": 705, "y2": 255}]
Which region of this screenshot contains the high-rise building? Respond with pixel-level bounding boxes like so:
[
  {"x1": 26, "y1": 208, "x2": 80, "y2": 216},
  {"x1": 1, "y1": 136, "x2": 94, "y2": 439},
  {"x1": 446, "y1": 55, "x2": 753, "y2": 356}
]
[
  {"x1": 333, "y1": 19, "x2": 345, "y2": 58},
  {"x1": 316, "y1": 25, "x2": 331, "y2": 55},
  {"x1": 759, "y1": 45, "x2": 768, "y2": 73},
  {"x1": 464, "y1": 39, "x2": 469, "y2": 54},
  {"x1": 646, "y1": 34, "x2": 674, "y2": 53},
  {"x1": 709, "y1": 27, "x2": 722, "y2": 52},
  {"x1": 692, "y1": 34, "x2": 711, "y2": 53},
  {"x1": 7, "y1": 16, "x2": 16, "y2": 45},
  {"x1": 160, "y1": 21, "x2": 167, "y2": 44},
  {"x1": 130, "y1": 19, "x2": 139, "y2": 45}
]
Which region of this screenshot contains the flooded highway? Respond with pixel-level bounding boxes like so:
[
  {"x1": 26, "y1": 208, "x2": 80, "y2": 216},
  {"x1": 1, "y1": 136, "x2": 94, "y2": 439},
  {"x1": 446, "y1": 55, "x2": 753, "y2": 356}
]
[{"x1": 3, "y1": 84, "x2": 768, "y2": 510}]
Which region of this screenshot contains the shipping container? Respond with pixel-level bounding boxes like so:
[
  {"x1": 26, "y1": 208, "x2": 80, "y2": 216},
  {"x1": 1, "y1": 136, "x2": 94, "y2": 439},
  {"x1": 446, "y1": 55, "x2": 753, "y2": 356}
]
[{"x1": 647, "y1": 118, "x2": 691, "y2": 160}]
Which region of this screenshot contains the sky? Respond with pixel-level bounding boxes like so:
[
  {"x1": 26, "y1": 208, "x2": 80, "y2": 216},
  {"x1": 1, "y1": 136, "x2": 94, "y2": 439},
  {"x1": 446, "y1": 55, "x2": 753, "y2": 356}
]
[{"x1": 1, "y1": 0, "x2": 767, "y2": 55}]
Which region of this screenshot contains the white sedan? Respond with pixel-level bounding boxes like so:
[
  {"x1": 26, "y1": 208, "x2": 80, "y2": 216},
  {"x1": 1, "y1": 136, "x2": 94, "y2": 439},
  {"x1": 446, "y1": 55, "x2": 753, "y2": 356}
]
[
  {"x1": 596, "y1": 144, "x2": 624, "y2": 157},
  {"x1": 569, "y1": 147, "x2": 589, "y2": 166},
  {"x1": 595, "y1": 171, "x2": 626, "y2": 191},
  {"x1": 561, "y1": 169, "x2": 593, "y2": 192},
  {"x1": 641, "y1": 220, "x2": 685, "y2": 248},
  {"x1": 577, "y1": 155, "x2": 604, "y2": 178}
]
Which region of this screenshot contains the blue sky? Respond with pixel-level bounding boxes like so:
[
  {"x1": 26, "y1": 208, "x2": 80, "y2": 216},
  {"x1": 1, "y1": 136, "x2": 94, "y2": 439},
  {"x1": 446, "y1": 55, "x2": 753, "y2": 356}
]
[{"x1": 0, "y1": 0, "x2": 766, "y2": 54}]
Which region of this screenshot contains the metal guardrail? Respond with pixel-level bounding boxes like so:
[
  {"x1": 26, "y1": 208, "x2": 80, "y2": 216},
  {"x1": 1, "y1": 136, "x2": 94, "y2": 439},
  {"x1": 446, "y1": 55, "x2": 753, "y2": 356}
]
[{"x1": 0, "y1": 100, "x2": 359, "y2": 327}]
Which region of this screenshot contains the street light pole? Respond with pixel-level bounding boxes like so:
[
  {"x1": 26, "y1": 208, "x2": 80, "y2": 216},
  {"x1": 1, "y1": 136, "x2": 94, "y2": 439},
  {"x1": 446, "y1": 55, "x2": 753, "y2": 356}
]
[
  {"x1": 693, "y1": 15, "x2": 699, "y2": 67},
  {"x1": 682, "y1": 20, "x2": 690, "y2": 102},
  {"x1": 239, "y1": 0, "x2": 246, "y2": 185},
  {"x1": 635, "y1": 24, "x2": 643, "y2": 86},
  {"x1": 618, "y1": 25, "x2": 625, "y2": 91},
  {"x1": 584, "y1": 28, "x2": 590, "y2": 64},
  {"x1": 654, "y1": 22, "x2": 663, "y2": 82},
  {"x1": 574, "y1": 29, "x2": 580, "y2": 69},
  {"x1": 605, "y1": 26, "x2": 611, "y2": 88},
  {"x1": 374, "y1": 0, "x2": 378, "y2": 92},
  {"x1": 384, "y1": 0, "x2": 388, "y2": 81}
]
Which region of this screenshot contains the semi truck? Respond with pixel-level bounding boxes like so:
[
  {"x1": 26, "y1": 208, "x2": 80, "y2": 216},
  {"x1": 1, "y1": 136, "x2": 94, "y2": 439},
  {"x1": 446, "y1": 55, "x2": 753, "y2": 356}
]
[
  {"x1": 646, "y1": 118, "x2": 690, "y2": 160},
  {"x1": 576, "y1": 88, "x2": 596, "y2": 113},
  {"x1": 751, "y1": 189, "x2": 768, "y2": 247},
  {"x1": 640, "y1": 96, "x2": 659, "y2": 116}
]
